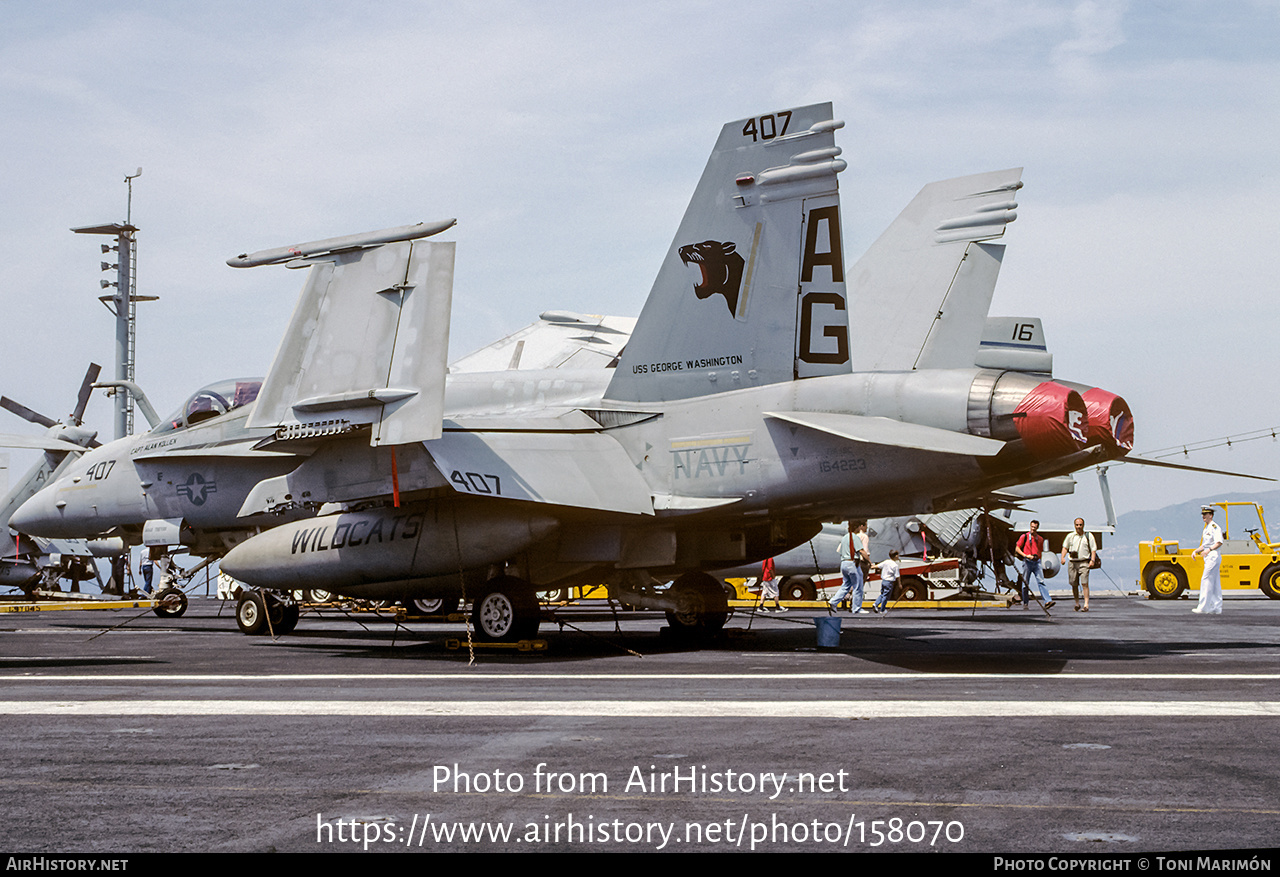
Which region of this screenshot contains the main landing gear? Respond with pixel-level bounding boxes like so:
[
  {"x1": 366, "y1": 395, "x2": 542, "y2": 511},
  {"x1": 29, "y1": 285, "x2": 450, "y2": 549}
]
[
  {"x1": 663, "y1": 572, "x2": 729, "y2": 634},
  {"x1": 236, "y1": 590, "x2": 299, "y2": 635},
  {"x1": 471, "y1": 576, "x2": 541, "y2": 642}
]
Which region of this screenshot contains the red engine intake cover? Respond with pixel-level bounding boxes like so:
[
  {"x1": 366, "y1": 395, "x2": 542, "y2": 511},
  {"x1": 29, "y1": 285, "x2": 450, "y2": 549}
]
[
  {"x1": 1013, "y1": 382, "x2": 1089, "y2": 460},
  {"x1": 1081, "y1": 387, "x2": 1134, "y2": 452}
]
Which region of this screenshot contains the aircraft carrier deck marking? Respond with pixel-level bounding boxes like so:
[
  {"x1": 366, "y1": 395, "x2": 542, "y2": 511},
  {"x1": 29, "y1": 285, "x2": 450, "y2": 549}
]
[
  {"x1": 2, "y1": 671, "x2": 1280, "y2": 681},
  {"x1": 1, "y1": 700, "x2": 1277, "y2": 718}
]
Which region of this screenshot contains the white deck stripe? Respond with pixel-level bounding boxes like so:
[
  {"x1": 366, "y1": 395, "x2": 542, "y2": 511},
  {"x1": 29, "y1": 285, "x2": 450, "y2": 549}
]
[
  {"x1": 2, "y1": 672, "x2": 1280, "y2": 682},
  {"x1": 1, "y1": 700, "x2": 1277, "y2": 717}
]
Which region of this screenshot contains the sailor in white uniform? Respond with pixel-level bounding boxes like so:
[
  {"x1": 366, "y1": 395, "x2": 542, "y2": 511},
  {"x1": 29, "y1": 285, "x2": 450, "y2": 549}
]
[{"x1": 1192, "y1": 506, "x2": 1224, "y2": 614}]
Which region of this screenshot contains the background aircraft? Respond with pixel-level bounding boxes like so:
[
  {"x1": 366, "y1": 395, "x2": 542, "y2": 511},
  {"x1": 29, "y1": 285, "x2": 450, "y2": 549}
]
[{"x1": 0, "y1": 364, "x2": 124, "y2": 593}]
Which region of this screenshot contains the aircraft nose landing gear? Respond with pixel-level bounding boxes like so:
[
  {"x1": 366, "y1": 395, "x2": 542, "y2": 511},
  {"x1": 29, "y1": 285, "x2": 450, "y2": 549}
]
[{"x1": 151, "y1": 587, "x2": 188, "y2": 618}]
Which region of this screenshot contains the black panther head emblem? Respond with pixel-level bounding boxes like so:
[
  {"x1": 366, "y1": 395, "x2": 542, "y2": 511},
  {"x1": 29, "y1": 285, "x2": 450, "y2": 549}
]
[{"x1": 679, "y1": 240, "x2": 745, "y2": 317}]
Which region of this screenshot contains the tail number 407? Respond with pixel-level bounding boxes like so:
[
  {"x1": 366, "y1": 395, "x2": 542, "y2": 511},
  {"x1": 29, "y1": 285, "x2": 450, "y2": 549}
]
[
  {"x1": 450, "y1": 470, "x2": 502, "y2": 495},
  {"x1": 742, "y1": 111, "x2": 792, "y2": 142}
]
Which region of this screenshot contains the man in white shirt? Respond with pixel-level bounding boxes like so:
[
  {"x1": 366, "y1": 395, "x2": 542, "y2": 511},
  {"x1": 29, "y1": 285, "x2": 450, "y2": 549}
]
[
  {"x1": 872, "y1": 550, "x2": 900, "y2": 614},
  {"x1": 1060, "y1": 518, "x2": 1097, "y2": 612},
  {"x1": 828, "y1": 521, "x2": 870, "y2": 614},
  {"x1": 1192, "y1": 506, "x2": 1224, "y2": 614}
]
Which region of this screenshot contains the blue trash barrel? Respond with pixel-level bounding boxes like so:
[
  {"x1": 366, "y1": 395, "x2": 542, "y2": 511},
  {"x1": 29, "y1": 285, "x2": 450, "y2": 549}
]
[{"x1": 813, "y1": 616, "x2": 842, "y2": 647}]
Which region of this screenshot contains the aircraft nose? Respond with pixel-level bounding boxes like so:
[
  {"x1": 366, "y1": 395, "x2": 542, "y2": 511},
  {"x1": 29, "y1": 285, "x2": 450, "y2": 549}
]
[{"x1": 10, "y1": 489, "x2": 63, "y2": 537}]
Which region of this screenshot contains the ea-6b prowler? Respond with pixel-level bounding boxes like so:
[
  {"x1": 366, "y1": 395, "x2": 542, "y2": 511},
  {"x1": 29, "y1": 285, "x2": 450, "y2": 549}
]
[{"x1": 13, "y1": 102, "x2": 1135, "y2": 641}]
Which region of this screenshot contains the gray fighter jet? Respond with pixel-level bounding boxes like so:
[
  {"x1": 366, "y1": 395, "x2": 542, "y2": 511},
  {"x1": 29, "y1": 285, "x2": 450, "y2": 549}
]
[{"x1": 14, "y1": 102, "x2": 1135, "y2": 641}]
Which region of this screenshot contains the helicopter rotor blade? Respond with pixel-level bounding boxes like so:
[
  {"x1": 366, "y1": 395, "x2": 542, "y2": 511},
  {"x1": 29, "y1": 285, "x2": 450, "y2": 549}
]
[
  {"x1": 0, "y1": 396, "x2": 58, "y2": 429},
  {"x1": 71, "y1": 363, "x2": 102, "y2": 426}
]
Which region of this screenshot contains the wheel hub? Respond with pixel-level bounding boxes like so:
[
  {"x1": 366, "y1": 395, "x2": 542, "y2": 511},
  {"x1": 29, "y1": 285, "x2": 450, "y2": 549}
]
[{"x1": 478, "y1": 593, "x2": 515, "y2": 638}]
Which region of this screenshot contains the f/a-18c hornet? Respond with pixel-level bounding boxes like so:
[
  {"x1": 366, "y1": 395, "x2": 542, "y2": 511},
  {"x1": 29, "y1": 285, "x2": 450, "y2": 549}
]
[{"x1": 12, "y1": 102, "x2": 1137, "y2": 641}]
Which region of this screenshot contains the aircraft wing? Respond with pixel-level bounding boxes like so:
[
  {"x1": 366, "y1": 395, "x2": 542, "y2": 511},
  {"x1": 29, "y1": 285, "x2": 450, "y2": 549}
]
[
  {"x1": 247, "y1": 238, "x2": 454, "y2": 447},
  {"x1": 238, "y1": 404, "x2": 656, "y2": 517},
  {"x1": 426, "y1": 429, "x2": 655, "y2": 516}
]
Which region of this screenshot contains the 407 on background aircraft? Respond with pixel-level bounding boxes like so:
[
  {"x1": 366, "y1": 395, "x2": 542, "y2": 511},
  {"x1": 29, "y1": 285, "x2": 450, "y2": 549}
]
[{"x1": 12, "y1": 102, "x2": 1134, "y2": 641}]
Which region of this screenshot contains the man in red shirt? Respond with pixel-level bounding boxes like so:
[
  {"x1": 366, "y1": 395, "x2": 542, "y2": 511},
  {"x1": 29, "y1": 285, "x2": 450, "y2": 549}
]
[
  {"x1": 756, "y1": 556, "x2": 785, "y2": 612},
  {"x1": 1016, "y1": 520, "x2": 1054, "y2": 610}
]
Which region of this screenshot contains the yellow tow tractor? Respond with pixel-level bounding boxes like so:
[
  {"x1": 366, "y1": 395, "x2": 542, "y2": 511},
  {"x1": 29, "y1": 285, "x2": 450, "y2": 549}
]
[{"x1": 1140, "y1": 501, "x2": 1280, "y2": 600}]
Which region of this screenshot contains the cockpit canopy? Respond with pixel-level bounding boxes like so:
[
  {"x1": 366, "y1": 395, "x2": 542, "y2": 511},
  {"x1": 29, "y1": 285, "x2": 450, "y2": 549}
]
[{"x1": 152, "y1": 378, "x2": 262, "y2": 434}]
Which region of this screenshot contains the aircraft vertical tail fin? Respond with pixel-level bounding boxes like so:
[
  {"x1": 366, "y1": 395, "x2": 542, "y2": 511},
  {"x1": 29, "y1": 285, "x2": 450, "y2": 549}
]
[
  {"x1": 247, "y1": 236, "x2": 455, "y2": 445},
  {"x1": 605, "y1": 103, "x2": 850, "y2": 403},
  {"x1": 848, "y1": 169, "x2": 1023, "y2": 372}
]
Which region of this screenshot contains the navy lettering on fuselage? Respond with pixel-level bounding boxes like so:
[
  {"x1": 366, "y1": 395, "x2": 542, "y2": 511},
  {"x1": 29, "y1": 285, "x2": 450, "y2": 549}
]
[{"x1": 671, "y1": 444, "x2": 752, "y2": 479}]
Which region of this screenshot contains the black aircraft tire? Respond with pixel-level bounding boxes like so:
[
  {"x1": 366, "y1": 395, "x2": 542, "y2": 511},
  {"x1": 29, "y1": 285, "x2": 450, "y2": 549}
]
[
  {"x1": 152, "y1": 587, "x2": 188, "y2": 618},
  {"x1": 664, "y1": 572, "x2": 729, "y2": 633},
  {"x1": 236, "y1": 592, "x2": 267, "y2": 635},
  {"x1": 472, "y1": 579, "x2": 540, "y2": 642},
  {"x1": 1145, "y1": 563, "x2": 1188, "y2": 600},
  {"x1": 781, "y1": 576, "x2": 818, "y2": 602},
  {"x1": 274, "y1": 600, "x2": 300, "y2": 634},
  {"x1": 1259, "y1": 564, "x2": 1280, "y2": 600}
]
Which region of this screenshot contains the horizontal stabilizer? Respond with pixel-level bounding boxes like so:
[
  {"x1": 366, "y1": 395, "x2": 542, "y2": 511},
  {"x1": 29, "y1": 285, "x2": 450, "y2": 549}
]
[
  {"x1": 977, "y1": 317, "x2": 1052, "y2": 374},
  {"x1": 765, "y1": 411, "x2": 1004, "y2": 457},
  {"x1": 426, "y1": 431, "x2": 655, "y2": 516},
  {"x1": 248, "y1": 239, "x2": 454, "y2": 446},
  {"x1": 849, "y1": 169, "x2": 1023, "y2": 372}
]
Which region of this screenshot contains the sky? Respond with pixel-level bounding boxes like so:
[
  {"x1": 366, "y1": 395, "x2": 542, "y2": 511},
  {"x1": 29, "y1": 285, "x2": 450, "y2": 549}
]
[{"x1": 2, "y1": 0, "x2": 1278, "y2": 528}]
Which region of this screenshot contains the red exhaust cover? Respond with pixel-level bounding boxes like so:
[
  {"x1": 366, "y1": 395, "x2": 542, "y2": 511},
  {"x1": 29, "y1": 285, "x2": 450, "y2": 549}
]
[
  {"x1": 1081, "y1": 387, "x2": 1134, "y2": 452},
  {"x1": 1013, "y1": 382, "x2": 1089, "y2": 459}
]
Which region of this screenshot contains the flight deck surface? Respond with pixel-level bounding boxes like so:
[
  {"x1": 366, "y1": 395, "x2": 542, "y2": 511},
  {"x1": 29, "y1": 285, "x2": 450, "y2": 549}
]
[{"x1": 2, "y1": 595, "x2": 1277, "y2": 854}]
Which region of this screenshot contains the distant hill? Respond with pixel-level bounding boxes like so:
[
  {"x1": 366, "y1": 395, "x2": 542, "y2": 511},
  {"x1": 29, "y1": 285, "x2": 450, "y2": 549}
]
[{"x1": 1100, "y1": 489, "x2": 1280, "y2": 589}]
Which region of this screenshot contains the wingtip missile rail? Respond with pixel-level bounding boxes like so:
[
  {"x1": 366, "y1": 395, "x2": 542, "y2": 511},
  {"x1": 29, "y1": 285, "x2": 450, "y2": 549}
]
[{"x1": 227, "y1": 219, "x2": 457, "y2": 268}]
